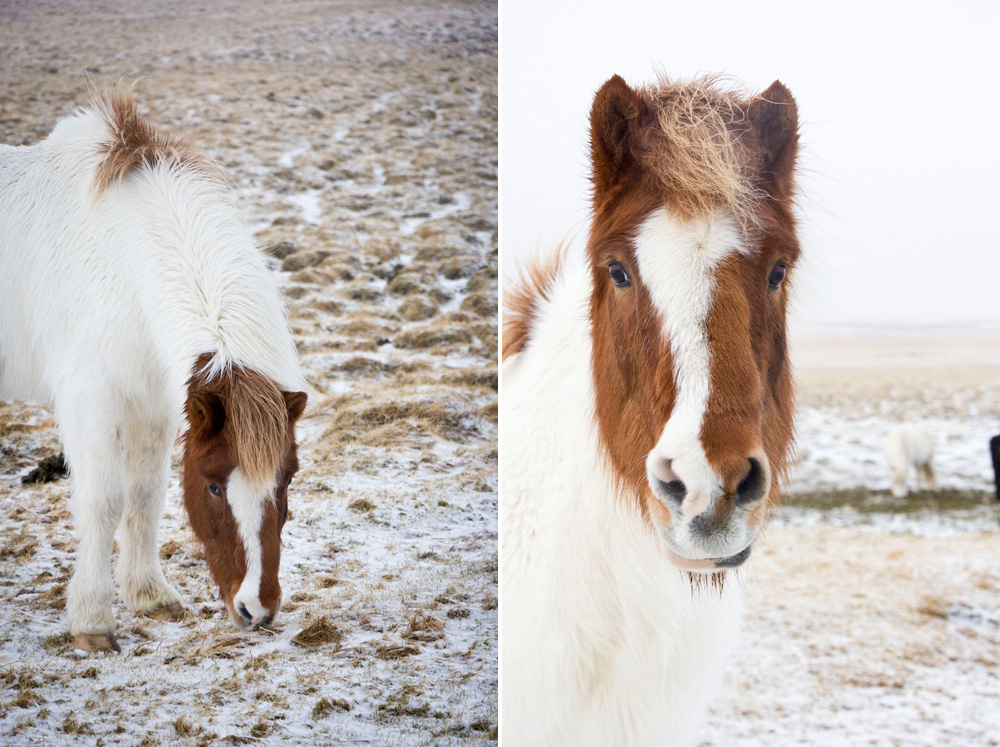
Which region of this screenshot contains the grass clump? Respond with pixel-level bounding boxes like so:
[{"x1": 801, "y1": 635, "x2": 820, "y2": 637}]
[
  {"x1": 0, "y1": 532, "x2": 39, "y2": 562},
  {"x1": 403, "y1": 611, "x2": 445, "y2": 643},
  {"x1": 312, "y1": 697, "x2": 351, "y2": 719},
  {"x1": 394, "y1": 325, "x2": 472, "y2": 350},
  {"x1": 291, "y1": 617, "x2": 343, "y2": 649}
]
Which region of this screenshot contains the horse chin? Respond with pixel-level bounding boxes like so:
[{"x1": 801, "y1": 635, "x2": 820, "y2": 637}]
[{"x1": 662, "y1": 542, "x2": 753, "y2": 572}]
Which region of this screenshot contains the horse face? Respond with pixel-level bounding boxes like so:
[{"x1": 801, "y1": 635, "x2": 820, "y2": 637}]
[
  {"x1": 587, "y1": 75, "x2": 799, "y2": 573},
  {"x1": 182, "y1": 365, "x2": 306, "y2": 630}
]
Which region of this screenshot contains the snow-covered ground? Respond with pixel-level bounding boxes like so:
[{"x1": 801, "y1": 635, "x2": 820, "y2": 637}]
[{"x1": 0, "y1": 1, "x2": 497, "y2": 745}]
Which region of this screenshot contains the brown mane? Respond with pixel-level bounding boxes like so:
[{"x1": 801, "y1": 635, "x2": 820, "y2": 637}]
[
  {"x1": 502, "y1": 242, "x2": 568, "y2": 361},
  {"x1": 92, "y1": 86, "x2": 218, "y2": 194}
]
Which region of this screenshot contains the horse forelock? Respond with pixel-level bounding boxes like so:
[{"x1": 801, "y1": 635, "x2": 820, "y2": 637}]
[
  {"x1": 186, "y1": 357, "x2": 290, "y2": 488},
  {"x1": 640, "y1": 76, "x2": 758, "y2": 223},
  {"x1": 222, "y1": 367, "x2": 289, "y2": 488},
  {"x1": 91, "y1": 85, "x2": 220, "y2": 195}
]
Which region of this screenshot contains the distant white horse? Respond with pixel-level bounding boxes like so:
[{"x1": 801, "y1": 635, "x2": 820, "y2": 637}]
[
  {"x1": 885, "y1": 425, "x2": 936, "y2": 498},
  {"x1": 0, "y1": 89, "x2": 308, "y2": 654}
]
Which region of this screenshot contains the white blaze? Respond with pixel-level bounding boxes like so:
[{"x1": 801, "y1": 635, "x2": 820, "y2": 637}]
[
  {"x1": 634, "y1": 208, "x2": 748, "y2": 555},
  {"x1": 225, "y1": 467, "x2": 272, "y2": 623}
]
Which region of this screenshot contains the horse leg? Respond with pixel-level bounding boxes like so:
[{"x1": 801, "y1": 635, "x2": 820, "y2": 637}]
[
  {"x1": 61, "y1": 402, "x2": 126, "y2": 654},
  {"x1": 117, "y1": 416, "x2": 185, "y2": 621},
  {"x1": 889, "y1": 464, "x2": 908, "y2": 498},
  {"x1": 918, "y1": 462, "x2": 936, "y2": 491}
]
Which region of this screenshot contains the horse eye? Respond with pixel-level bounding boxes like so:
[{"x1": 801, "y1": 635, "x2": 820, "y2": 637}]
[
  {"x1": 767, "y1": 262, "x2": 787, "y2": 291},
  {"x1": 608, "y1": 262, "x2": 631, "y2": 288},
  {"x1": 208, "y1": 484, "x2": 223, "y2": 498}
]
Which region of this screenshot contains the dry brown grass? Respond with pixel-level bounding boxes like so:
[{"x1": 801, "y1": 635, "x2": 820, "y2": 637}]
[
  {"x1": 375, "y1": 643, "x2": 420, "y2": 660},
  {"x1": 291, "y1": 616, "x2": 342, "y2": 648},
  {"x1": 402, "y1": 611, "x2": 445, "y2": 643},
  {"x1": 394, "y1": 325, "x2": 473, "y2": 350},
  {"x1": 312, "y1": 696, "x2": 351, "y2": 719},
  {"x1": 0, "y1": 532, "x2": 39, "y2": 562},
  {"x1": 322, "y1": 397, "x2": 479, "y2": 446}
]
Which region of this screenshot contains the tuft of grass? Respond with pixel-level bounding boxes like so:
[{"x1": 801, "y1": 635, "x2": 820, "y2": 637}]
[
  {"x1": 0, "y1": 532, "x2": 39, "y2": 562},
  {"x1": 375, "y1": 643, "x2": 420, "y2": 660},
  {"x1": 394, "y1": 325, "x2": 472, "y2": 350},
  {"x1": 465, "y1": 265, "x2": 497, "y2": 292},
  {"x1": 399, "y1": 295, "x2": 439, "y2": 321},
  {"x1": 312, "y1": 696, "x2": 351, "y2": 719},
  {"x1": 377, "y1": 684, "x2": 430, "y2": 717},
  {"x1": 174, "y1": 715, "x2": 195, "y2": 736},
  {"x1": 348, "y1": 499, "x2": 375, "y2": 513},
  {"x1": 403, "y1": 612, "x2": 445, "y2": 643},
  {"x1": 460, "y1": 293, "x2": 497, "y2": 318},
  {"x1": 40, "y1": 632, "x2": 73, "y2": 654},
  {"x1": 61, "y1": 712, "x2": 90, "y2": 734},
  {"x1": 11, "y1": 689, "x2": 45, "y2": 708},
  {"x1": 291, "y1": 617, "x2": 342, "y2": 649},
  {"x1": 325, "y1": 398, "x2": 476, "y2": 445}
]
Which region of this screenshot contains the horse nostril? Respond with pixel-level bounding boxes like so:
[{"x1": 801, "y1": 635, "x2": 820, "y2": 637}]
[
  {"x1": 735, "y1": 458, "x2": 765, "y2": 505},
  {"x1": 236, "y1": 602, "x2": 252, "y2": 624},
  {"x1": 650, "y1": 456, "x2": 686, "y2": 505}
]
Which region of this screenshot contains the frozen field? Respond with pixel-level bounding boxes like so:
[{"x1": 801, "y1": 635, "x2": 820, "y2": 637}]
[
  {"x1": 0, "y1": 1, "x2": 497, "y2": 745},
  {"x1": 702, "y1": 328, "x2": 1000, "y2": 745}
]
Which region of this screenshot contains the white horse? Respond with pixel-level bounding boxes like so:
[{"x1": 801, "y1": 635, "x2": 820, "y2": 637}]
[
  {"x1": 885, "y1": 425, "x2": 936, "y2": 498},
  {"x1": 502, "y1": 74, "x2": 801, "y2": 745},
  {"x1": 0, "y1": 89, "x2": 308, "y2": 654}
]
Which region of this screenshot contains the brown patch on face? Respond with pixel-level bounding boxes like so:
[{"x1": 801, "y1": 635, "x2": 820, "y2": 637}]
[
  {"x1": 585, "y1": 73, "x2": 800, "y2": 524},
  {"x1": 699, "y1": 256, "x2": 765, "y2": 479},
  {"x1": 502, "y1": 243, "x2": 568, "y2": 361},
  {"x1": 181, "y1": 354, "x2": 307, "y2": 621},
  {"x1": 91, "y1": 85, "x2": 219, "y2": 195},
  {"x1": 587, "y1": 185, "x2": 672, "y2": 506}
]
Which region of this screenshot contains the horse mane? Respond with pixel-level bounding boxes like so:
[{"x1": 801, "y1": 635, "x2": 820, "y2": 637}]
[
  {"x1": 632, "y1": 74, "x2": 762, "y2": 225},
  {"x1": 91, "y1": 85, "x2": 219, "y2": 194},
  {"x1": 187, "y1": 356, "x2": 289, "y2": 488},
  {"x1": 502, "y1": 242, "x2": 568, "y2": 361}
]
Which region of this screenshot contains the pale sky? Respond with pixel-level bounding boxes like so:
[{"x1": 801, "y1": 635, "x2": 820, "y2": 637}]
[{"x1": 501, "y1": 0, "x2": 1000, "y2": 328}]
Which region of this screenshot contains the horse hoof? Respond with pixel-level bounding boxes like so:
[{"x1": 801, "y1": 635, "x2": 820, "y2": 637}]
[
  {"x1": 146, "y1": 601, "x2": 188, "y2": 622},
  {"x1": 73, "y1": 633, "x2": 121, "y2": 655}
]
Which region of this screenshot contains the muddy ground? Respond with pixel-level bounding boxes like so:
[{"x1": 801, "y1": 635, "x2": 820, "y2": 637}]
[{"x1": 0, "y1": 1, "x2": 497, "y2": 745}]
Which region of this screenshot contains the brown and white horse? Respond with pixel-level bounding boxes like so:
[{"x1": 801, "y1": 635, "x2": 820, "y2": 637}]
[
  {"x1": 0, "y1": 89, "x2": 308, "y2": 654},
  {"x1": 502, "y1": 74, "x2": 800, "y2": 745}
]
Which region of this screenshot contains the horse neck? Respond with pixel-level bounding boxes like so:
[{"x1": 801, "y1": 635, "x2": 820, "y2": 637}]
[
  {"x1": 114, "y1": 167, "x2": 304, "y2": 393},
  {"x1": 502, "y1": 260, "x2": 663, "y2": 578}
]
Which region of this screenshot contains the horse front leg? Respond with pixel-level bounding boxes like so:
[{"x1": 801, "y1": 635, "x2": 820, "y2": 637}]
[
  {"x1": 61, "y1": 407, "x2": 127, "y2": 655},
  {"x1": 117, "y1": 418, "x2": 185, "y2": 621}
]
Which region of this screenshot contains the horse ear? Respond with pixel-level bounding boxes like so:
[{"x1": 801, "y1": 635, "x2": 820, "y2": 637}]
[
  {"x1": 283, "y1": 391, "x2": 308, "y2": 423},
  {"x1": 747, "y1": 81, "x2": 798, "y2": 194},
  {"x1": 590, "y1": 75, "x2": 647, "y2": 192},
  {"x1": 186, "y1": 391, "x2": 226, "y2": 438}
]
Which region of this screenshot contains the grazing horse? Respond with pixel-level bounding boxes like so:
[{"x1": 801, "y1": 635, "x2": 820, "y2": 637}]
[
  {"x1": 502, "y1": 74, "x2": 800, "y2": 745},
  {"x1": 884, "y1": 424, "x2": 936, "y2": 498},
  {"x1": 0, "y1": 89, "x2": 308, "y2": 654}
]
